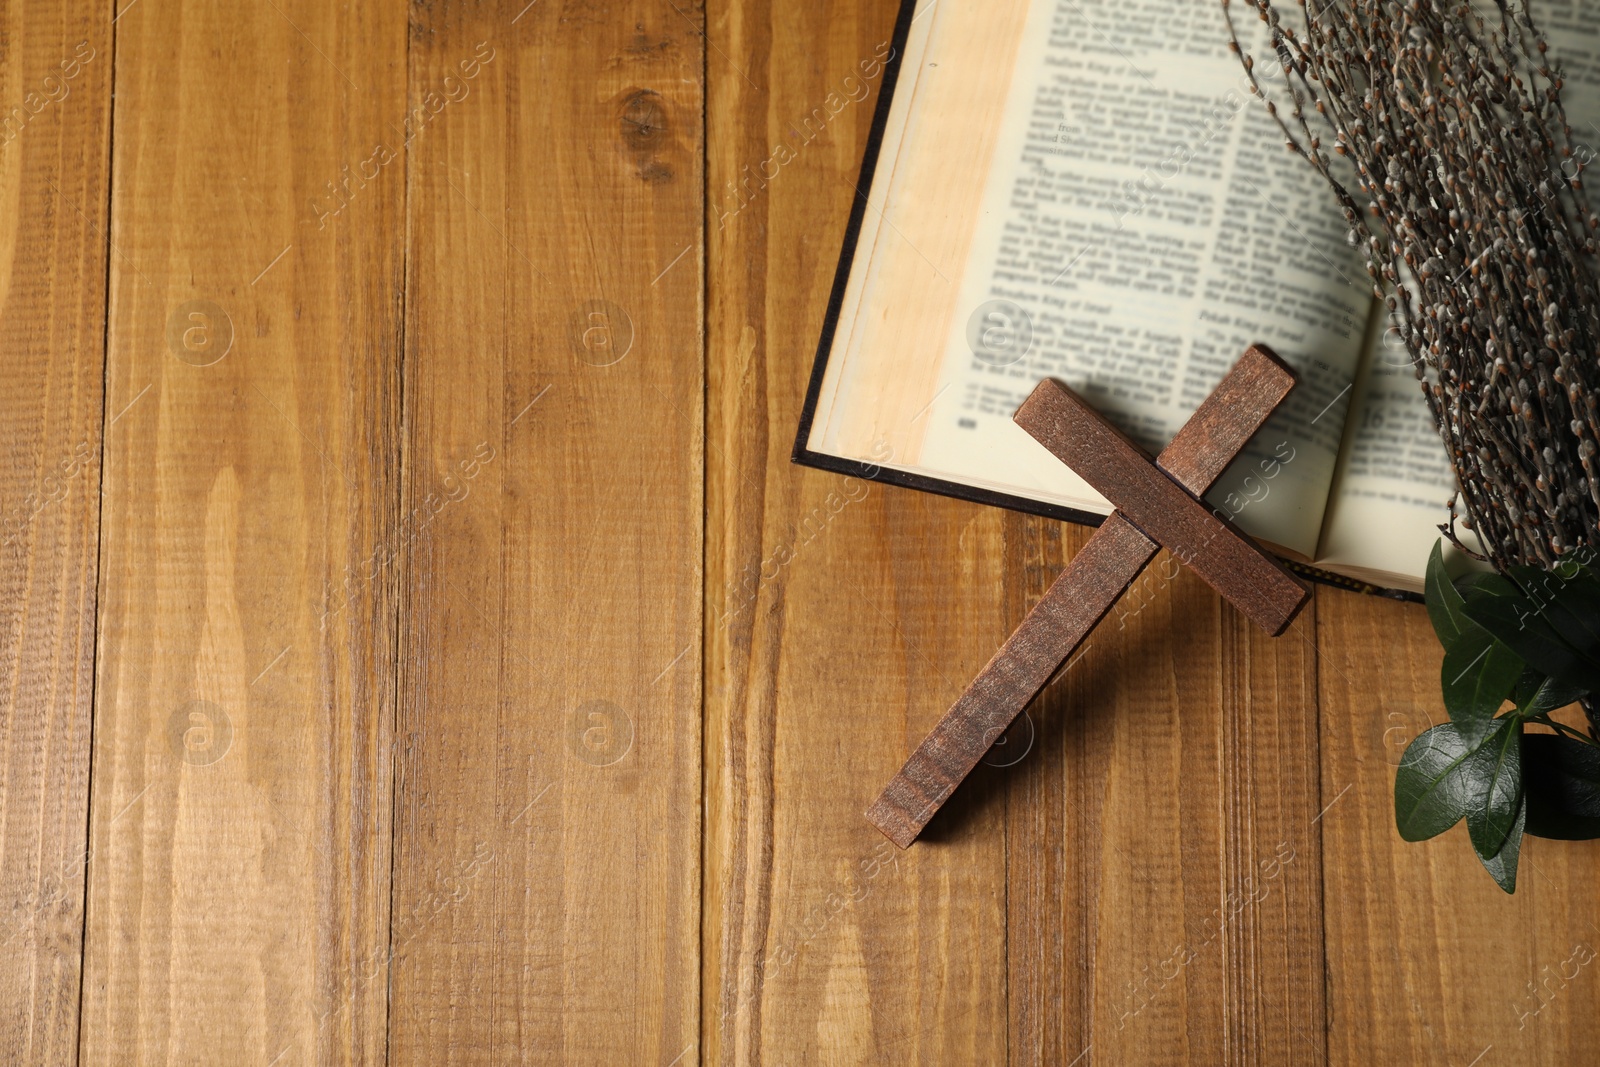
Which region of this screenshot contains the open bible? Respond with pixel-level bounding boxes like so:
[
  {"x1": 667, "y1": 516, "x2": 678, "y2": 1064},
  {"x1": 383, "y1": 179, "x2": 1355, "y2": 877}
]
[{"x1": 794, "y1": 0, "x2": 1600, "y2": 595}]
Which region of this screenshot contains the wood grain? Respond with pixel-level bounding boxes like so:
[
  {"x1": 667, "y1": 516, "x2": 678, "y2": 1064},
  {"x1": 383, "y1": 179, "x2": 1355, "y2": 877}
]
[
  {"x1": 1319, "y1": 587, "x2": 1600, "y2": 1064},
  {"x1": 385, "y1": 1, "x2": 703, "y2": 1062},
  {"x1": 0, "y1": 0, "x2": 1594, "y2": 1062},
  {"x1": 0, "y1": 2, "x2": 110, "y2": 1060},
  {"x1": 1000, "y1": 525, "x2": 1326, "y2": 1064},
  {"x1": 704, "y1": 0, "x2": 1007, "y2": 1061},
  {"x1": 80, "y1": 0, "x2": 405, "y2": 1061},
  {"x1": 868, "y1": 347, "x2": 1304, "y2": 848}
]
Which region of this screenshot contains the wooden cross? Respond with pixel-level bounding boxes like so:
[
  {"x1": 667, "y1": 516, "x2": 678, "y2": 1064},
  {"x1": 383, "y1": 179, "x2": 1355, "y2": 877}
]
[{"x1": 866, "y1": 345, "x2": 1311, "y2": 848}]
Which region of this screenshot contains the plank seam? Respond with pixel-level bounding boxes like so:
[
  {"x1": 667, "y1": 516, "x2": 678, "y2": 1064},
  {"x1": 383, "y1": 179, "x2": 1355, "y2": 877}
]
[{"x1": 73, "y1": 2, "x2": 121, "y2": 1060}]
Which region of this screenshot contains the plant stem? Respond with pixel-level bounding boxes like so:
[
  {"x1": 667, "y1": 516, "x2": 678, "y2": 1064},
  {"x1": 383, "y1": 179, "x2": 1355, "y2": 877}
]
[{"x1": 1529, "y1": 711, "x2": 1600, "y2": 745}]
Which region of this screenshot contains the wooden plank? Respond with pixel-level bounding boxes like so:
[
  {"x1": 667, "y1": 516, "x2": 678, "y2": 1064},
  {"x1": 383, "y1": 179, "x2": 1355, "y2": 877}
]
[
  {"x1": 384, "y1": 1, "x2": 703, "y2": 1061},
  {"x1": 704, "y1": 0, "x2": 1007, "y2": 1061},
  {"x1": 1319, "y1": 588, "x2": 1600, "y2": 1062},
  {"x1": 1004, "y1": 534, "x2": 1326, "y2": 1064},
  {"x1": 0, "y1": 2, "x2": 110, "y2": 1060},
  {"x1": 868, "y1": 348, "x2": 1302, "y2": 848},
  {"x1": 27, "y1": 0, "x2": 1600, "y2": 1059},
  {"x1": 79, "y1": 0, "x2": 406, "y2": 1061}
]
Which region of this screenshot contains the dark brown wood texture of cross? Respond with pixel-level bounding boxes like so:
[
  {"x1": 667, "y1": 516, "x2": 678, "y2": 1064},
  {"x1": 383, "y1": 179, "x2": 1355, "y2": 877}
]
[{"x1": 866, "y1": 345, "x2": 1312, "y2": 848}]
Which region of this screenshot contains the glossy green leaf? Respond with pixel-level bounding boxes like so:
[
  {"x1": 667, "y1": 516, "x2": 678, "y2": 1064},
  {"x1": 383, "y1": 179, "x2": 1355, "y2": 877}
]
[
  {"x1": 1461, "y1": 574, "x2": 1600, "y2": 692},
  {"x1": 1516, "y1": 671, "x2": 1590, "y2": 718},
  {"x1": 1395, "y1": 722, "x2": 1476, "y2": 841},
  {"x1": 1507, "y1": 561, "x2": 1600, "y2": 666},
  {"x1": 1440, "y1": 628, "x2": 1523, "y2": 745},
  {"x1": 1425, "y1": 540, "x2": 1473, "y2": 647},
  {"x1": 1512, "y1": 666, "x2": 1542, "y2": 711},
  {"x1": 1465, "y1": 718, "x2": 1522, "y2": 859},
  {"x1": 1410, "y1": 550, "x2": 1600, "y2": 889},
  {"x1": 1475, "y1": 791, "x2": 1525, "y2": 893}
]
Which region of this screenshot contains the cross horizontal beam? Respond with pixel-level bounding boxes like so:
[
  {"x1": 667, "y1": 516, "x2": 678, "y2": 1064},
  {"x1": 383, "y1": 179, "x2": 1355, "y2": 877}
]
[{"x1": 1015, "y1": 380, "x2": 1307, "y2": 637}]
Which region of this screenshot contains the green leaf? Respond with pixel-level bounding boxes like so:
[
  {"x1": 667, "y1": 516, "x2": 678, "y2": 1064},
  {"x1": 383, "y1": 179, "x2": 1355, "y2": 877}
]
[
  {"x1": 1425, "y1": 540, "x2": 1472, "y2": 647},
  {"x1": 1475, "y1": 791, "x2": 1525, "y2": 893},
  {"x1": 1465, "y1": 718, "x2": 1523, "y2": 859},
  {"x1": 1506, "y1": 561, "x2": 1600, "y2": 678},
  {"x1": 1440, "y1": 628, "x2": 1523, "y2": 745},
  {"x1": 1395, "y1": 722, "x2": 1477, "y2": 841},
  {"x1": 1395, "y1": 718, "x2": 1524, "y2": 845},
  {"x1": 1517, "y1": 672, "x2": 1590, "y2": 718},
  {"x1": 1512, "y1": 666, "x2": 1543, "y2": 710},
  {"x1": 1461, "y1": 574, "x2": 1600, "y2": 692}
]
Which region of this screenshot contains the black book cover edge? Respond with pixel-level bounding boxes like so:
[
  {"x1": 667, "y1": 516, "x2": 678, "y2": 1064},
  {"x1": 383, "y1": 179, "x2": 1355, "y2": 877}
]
[{"x1": 787, "y1": 0, "x2": 1420, "y2": 605}]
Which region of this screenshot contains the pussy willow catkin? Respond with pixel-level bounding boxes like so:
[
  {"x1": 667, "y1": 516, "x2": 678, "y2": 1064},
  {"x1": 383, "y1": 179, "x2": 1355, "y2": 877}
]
[{"x1": 1225, "y1": 0, "x2": 1600, "y2": 571}]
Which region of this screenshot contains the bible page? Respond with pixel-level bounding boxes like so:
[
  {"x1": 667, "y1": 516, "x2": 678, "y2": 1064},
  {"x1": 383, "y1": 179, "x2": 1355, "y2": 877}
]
[{"x1": 915, "y1": 0, "x2": 1374, "y2": 558}]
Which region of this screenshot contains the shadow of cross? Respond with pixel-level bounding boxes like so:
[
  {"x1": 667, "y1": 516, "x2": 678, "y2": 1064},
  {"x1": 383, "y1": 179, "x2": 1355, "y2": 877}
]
[{"x1": 866, "y1": 345, "x2": 1312, "y2": 848}]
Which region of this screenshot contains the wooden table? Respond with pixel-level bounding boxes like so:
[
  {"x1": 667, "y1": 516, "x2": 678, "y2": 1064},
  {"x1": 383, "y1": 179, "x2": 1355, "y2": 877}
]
[{"x1": 2, "y1": 0, "x2": 1597, "y2": 1062}]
